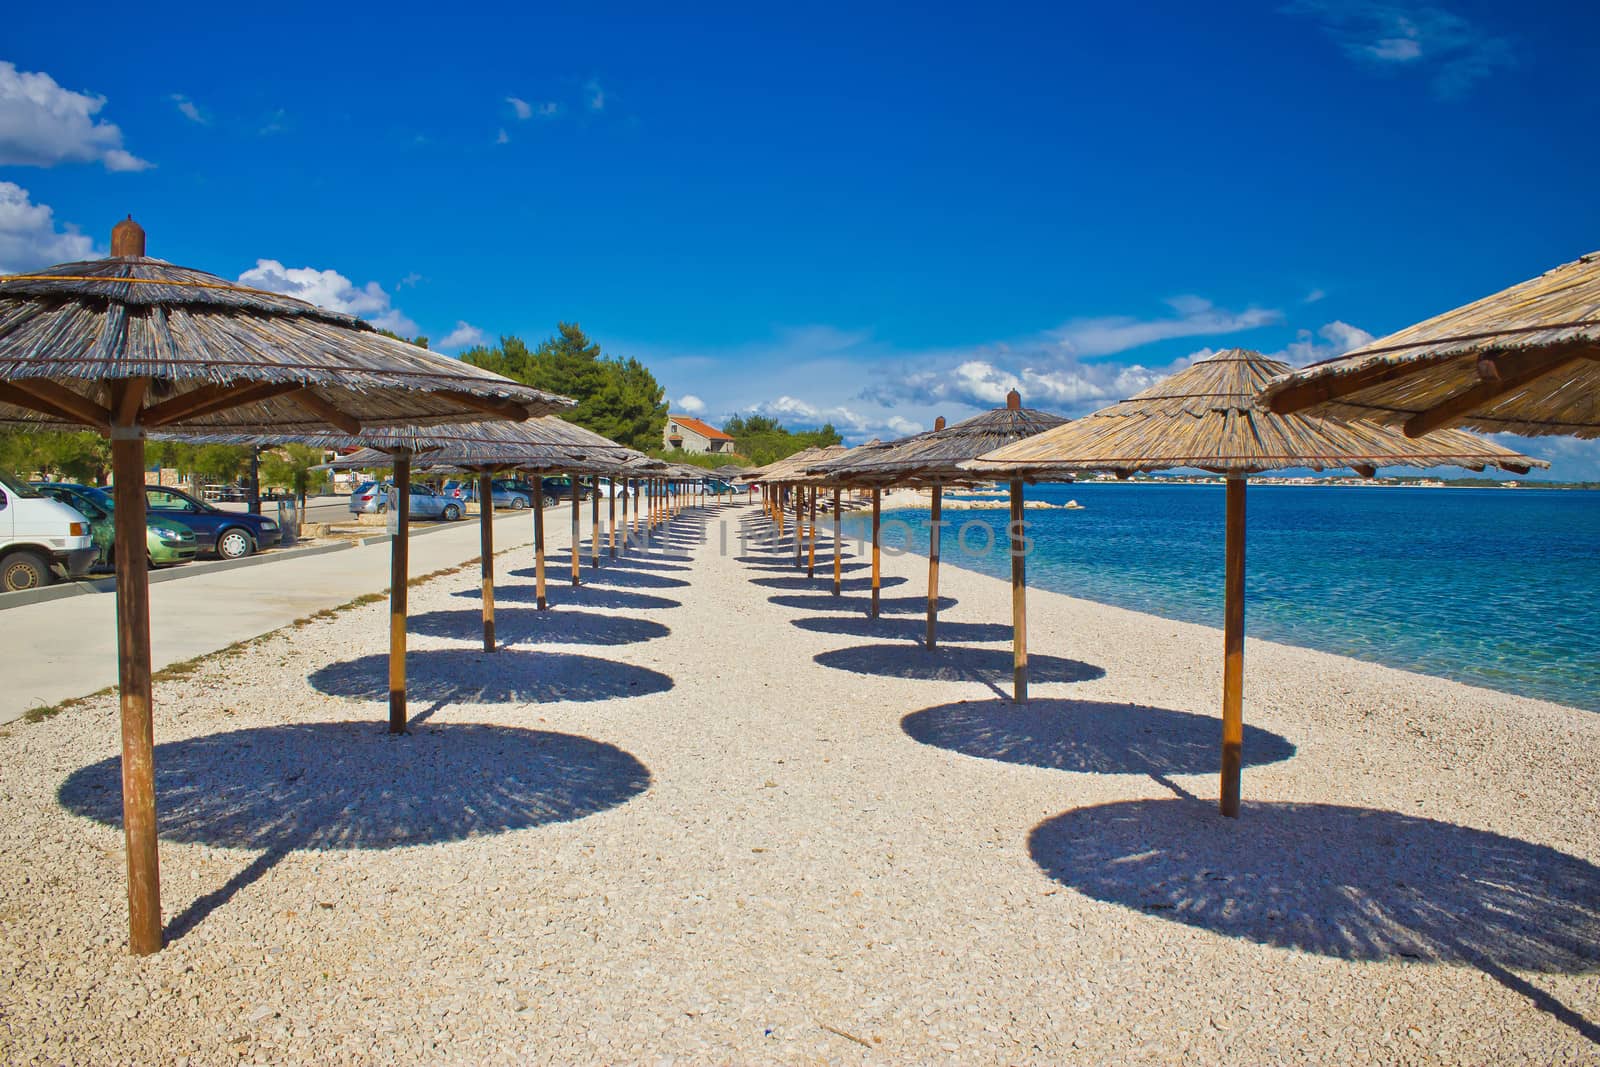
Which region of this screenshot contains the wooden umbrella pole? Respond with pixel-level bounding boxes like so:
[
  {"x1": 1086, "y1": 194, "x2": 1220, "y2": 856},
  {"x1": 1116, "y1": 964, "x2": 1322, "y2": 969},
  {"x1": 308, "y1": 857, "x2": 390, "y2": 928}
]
[
  {"x1": 533, "y1": 476, "x2": 548, "y2": 610},
  {"x1": 927, "y1": 484, "x2": 942, "y2": 648},
  {"x1": 627, "y1": 478, "x2": 636, "y2": 541},
  {"x1": 478, "y1": 472, "x2": 496, "y2": 651},
  {"x1": 390, "y1": 454, "x2": 411, "y2": 731},
  {"x1": 110, "y1": 420, "x2": 161, "y2": 955},
  {"x1": 807, "y1": 486, "x2": 817, "y2": 578},
  {"x1": 870, "y1": 487, "x2": 881, "y2": 618},
  {"x1": 832, "y1": 487, "x2": 842, "y2": 596},
  {"x1": 778, "y1": 485, "x2": 786, "y2": 540},
  {"x1": 1009, "y1": 479, "x2": 1028, "y2": 704},
  {"x1": 569, "y1": 476, "x2": 580, "y2": 586},
  {"x1": 608, "y1": 479, "x2": 617, "y2": 557},
  {"x1": 590, "y1": 477, "x2": 600, "y2": 569},
  {"x1": 794, "y1": 483, "x2": 803, "y2": 568},
  {"x1": 1221, "y1": 476, "x2": 1247, "y2": 818}
]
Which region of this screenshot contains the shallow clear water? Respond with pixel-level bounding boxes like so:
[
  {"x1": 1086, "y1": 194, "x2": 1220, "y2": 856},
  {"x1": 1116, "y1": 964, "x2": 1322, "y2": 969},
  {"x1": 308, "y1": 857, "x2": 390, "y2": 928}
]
[{"x1": 841, "y1": 484, "x2": 1599, "y2": 711}]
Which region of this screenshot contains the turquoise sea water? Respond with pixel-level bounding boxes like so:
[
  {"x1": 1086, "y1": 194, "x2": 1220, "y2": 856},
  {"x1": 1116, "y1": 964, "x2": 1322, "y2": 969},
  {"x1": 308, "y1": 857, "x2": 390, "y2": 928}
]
[{"x1": 841, "y1": 484, "x2": 1599, "y2": 711}]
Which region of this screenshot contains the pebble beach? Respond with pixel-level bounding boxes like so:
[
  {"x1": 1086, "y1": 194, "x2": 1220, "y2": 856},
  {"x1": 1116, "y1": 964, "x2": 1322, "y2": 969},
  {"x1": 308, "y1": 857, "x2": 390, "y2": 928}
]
[{"x1": 2, "y1": 497, "x2": 1597, "y2": 1064}]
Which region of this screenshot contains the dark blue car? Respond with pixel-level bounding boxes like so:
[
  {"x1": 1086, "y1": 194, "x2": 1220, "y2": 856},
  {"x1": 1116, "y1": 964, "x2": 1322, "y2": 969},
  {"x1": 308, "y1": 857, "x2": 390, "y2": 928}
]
[{"x1": 143, "y1": 485, "x2": 282, "y2": 559}]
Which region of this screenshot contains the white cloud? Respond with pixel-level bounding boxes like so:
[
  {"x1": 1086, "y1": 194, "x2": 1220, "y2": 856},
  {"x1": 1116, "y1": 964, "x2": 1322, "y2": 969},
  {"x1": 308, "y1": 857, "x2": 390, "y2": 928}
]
[
  {"x1": 507, "y1": 96, "x2": 532, "y2": 120},
  {"x1": 584, "y1": 78, "x2": 606, "y2": 111},
  {"x1": 237, "y1": 259, "x2": 418, "y2": 336},
  {"x1": 861, "y1": 295, "x2": 1281, "y2": 415},
  {"x1": 743, "y1": 396, "x2": 937, "y2": 442},
  {"x1": 170, "y1": 94, "x2": 205, "y2": 124},
  {"x1": 1304, "y1": 287, "x2": 1327, "y2": 304},
  {"x1": 1275, "y1": 320, "x2": 1376, "y2": 366},
  {"x1": 0, "y1": 182, "x2": 99, "y2": 272},
  {"x1": 396, "y1": 272, "x2": 424, "y2": 289},
  {"x1": 1048, "y1": 296, "x2": 1281, "y2": 357},
  {"x1": 0, "y1": 61, "x2": 152, "y2": 171},
  {"x1": 1284, "y1": 1, "x2": 1514, "y2": 97},
  {"x1": 439, "y1": 321, "x2": 488, "y2": 350},
  {"x1": 1489, "y1": 434, "x2": 1600, "y2": 482},
  {"x1": 675, "y1": 394, "x2": 706, "y2": 414},
  {"x1": 260, "y1": 109, "x2": 288, "y2": 136},
  {"x1": 495, "y1": 128, "x2": 510, "y2": 145},
  {"x1": 536, "y1": 101, "x2": 560, "y2": 117}
]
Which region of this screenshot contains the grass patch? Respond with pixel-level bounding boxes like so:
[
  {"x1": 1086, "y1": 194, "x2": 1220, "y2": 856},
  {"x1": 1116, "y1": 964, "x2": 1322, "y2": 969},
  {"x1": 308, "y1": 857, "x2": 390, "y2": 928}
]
[{"x1": 22, "y1": 684, "x2": 115, "y2": 724}]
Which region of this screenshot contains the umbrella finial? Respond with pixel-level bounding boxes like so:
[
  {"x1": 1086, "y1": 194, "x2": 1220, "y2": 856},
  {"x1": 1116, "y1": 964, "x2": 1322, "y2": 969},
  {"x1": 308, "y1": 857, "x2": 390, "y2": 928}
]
[
  {"x1": 1006, "y1": 388, "x2": 1021, "y2": 411},
  {"x1": 111, "y1": 216, "x2": 145, "y2": 258},
  {"x1": 934, "y1": 416, "x2": 946, "y2": 430}
]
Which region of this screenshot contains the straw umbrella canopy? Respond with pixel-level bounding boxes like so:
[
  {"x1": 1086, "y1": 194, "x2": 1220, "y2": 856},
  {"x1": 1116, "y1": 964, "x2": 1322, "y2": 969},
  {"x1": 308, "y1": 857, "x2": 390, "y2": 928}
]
[
  {"x1": 0, "y1": 221, "x2": 570, "y2": 955},
  {"x1": 810, "y1": 391, "x2": 1066, "y2": 645},
  {"x1": 794, "y1": 438, "x2": 893, "y2": 595},
  {"x1": 1259, "y1": 250, "x2": 1600, "y2": 438},
  {"x1": 748, "y1": 446, "x2": 826, "y2": 548},
  {"x1": 966, "y1": 349, "x2": 1543, "y2": 818},
  {"x1": 191, "y1": 416, "x2": 635, "y2": 659}
]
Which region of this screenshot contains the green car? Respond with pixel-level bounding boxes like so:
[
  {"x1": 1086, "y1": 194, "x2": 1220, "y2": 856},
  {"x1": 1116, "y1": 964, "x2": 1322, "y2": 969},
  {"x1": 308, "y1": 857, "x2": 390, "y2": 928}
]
[{"x1": 32, "y1": 482, "x2": 198, "y2": 568}]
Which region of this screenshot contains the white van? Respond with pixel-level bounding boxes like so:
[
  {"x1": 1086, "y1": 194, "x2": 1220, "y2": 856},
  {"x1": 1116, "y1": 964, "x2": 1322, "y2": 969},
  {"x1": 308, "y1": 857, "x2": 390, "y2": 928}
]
[{"x1": 0, "y1": 469, "x2": 98, "y2": 592}]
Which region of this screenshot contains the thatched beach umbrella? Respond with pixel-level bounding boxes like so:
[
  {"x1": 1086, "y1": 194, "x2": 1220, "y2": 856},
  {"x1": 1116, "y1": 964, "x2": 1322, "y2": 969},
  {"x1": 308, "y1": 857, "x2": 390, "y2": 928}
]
[
  {"x1": 1260, "y1": 250, "x2": 1600, "y2": 438},
  {"x1": 966, "y1": 349, "x2": 1542, "y2": 817},
  {"x1": 193, "y1": 416, "x2": 629, "y2": 709},
  {"x1": 801, "y1": 438, "x2": 890, "y2": 596},
  {"x1": 0, "y1": 222, "x2": 569, "y2": 954},
  {"x1": 787, "y1": 444, "x2": 850, "y2": 577},
  {"x1": 751, "y1": 448, "x2": 821, "y2": 545},
  {"x1": 813, "y1": 393, "x2": 1066, "y2": 648}
]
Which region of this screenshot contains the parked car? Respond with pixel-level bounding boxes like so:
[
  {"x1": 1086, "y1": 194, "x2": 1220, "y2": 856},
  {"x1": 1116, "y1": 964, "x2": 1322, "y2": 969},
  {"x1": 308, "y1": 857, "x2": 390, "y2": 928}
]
[
  {"x1": 405, "y1": 484, "x2": 464, "y2": 521},
  {"x1": 352, "y1": 482, "x2": 464, "y2": 521},
  {"x1": 349, "y1": 480, "x2": 394, "y2": 515},
  {"x1": 0, "y1": 468, "x2": 97, "y2": 592},
  {"x1": 32, "y1": 483, "x2": 198, "y2": 568},
  {"x1": 143, "y1": 485, "x2": 282, "y2": 560},
  {"x1": 592, "y1": 477, "x2": 632, "y2": 499},
  {"x1": 440, "y1": 478, "x2": 535, "y2": 509},
  {"x1": 539, "y1": 476, "x2": 594, "y2": 503}
]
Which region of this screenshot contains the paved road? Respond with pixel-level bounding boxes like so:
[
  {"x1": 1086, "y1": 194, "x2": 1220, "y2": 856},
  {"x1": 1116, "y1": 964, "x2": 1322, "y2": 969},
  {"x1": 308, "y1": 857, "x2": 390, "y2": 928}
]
[{"x1": 0, "y1": 507, "x2": 573, "y2": 724}]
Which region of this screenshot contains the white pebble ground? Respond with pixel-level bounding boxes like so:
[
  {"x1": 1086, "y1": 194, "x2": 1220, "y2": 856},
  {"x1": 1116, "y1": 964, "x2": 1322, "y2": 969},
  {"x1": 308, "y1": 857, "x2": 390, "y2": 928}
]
[{"x1": 1, "y1": 496, "x2": 1597, "y2": 1064}]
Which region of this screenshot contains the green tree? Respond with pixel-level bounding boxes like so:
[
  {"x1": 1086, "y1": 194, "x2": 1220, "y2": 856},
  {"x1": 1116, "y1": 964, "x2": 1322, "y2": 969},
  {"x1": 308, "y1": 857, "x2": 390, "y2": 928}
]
[
  {"x1": 718, "y1": 415, "x2": 841, "y2": 465},
  {"x1": 191, "y1": 444, "x2": 249, "y2": 486},
  {"x1": 260, "y1": 444, "x2": 330, "y2": 506},
  {"x1": 377, "y1": 329, "x2": 430, "y2": 349},
  {"x1": 0, "y1": 429, "x2": 113, "y2": 483},
  {"x1": 462, "y1": 323, "x2": 668, "y2": 451}
]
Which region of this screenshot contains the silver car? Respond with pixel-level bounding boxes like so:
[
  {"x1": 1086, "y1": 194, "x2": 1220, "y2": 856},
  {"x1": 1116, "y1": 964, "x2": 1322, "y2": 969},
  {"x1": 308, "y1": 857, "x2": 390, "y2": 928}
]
[
  {"x1": 440, "y1": 478, "x2": 534, "y2": 509},
  {"x1": 349, "y1": 481, "x2": 463, "y2": 521}
]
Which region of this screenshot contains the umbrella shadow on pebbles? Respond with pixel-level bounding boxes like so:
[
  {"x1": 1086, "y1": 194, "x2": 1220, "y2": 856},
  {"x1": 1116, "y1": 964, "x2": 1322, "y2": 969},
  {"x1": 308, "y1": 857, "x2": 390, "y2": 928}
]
[
  {"x1": 735, "y1": 556, "x2": 866, "y2": 573},
  {"x1": 582, "y1": 567, "x2": 690, "y2": 590},
  {"x1": 309, "y1": 648, "x2": 674, "y2": 704},
  {"x1": 457, "y1": 585, "x2": 682, "y2": 612},
  {"x1": 815, "y1": 643, "x2": 1103, "y2": 687},
  {"x1": 1028, "y1": 798, "x2": 1600, "y2": 1041},
  {"x1": 770, "y1": 592, "x2": 958, "y2": 615},
  {"x1": 750, "y1": 574, "x2": 906, "y2": 592},
  {"x1": 792, "y1": 615, "x2": 1013, "y2": 644},
  {"x1": 902, "y1": 698, "x2": 1295, "y2": 774},
  {"x1": 58, "y1": 722, "x2": 651, "y2": 941},
  {"x1": 409, "y1": 608, "x2": 670, "y2": 647}
]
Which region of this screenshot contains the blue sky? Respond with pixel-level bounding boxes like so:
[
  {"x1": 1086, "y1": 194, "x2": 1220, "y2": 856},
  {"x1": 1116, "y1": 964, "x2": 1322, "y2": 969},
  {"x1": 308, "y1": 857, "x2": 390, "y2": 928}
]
[{"x1": 3, "y1": 1, "x2": 1598, "y2": 477}]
